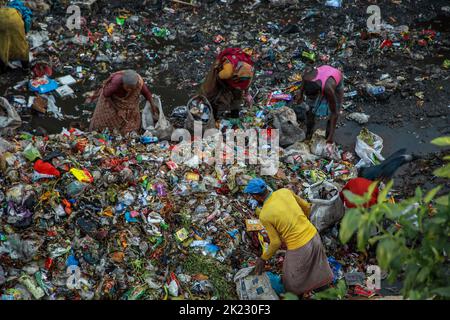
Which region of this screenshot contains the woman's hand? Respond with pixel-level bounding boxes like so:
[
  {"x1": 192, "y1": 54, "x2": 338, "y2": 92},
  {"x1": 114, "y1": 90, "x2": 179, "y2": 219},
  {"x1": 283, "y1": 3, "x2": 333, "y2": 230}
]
[{"x1": 253, "y1": 257, "x2": 266, "y2": 276}]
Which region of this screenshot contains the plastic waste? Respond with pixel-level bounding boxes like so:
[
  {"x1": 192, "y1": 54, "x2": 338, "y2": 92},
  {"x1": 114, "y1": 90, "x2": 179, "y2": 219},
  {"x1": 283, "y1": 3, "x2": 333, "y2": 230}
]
[
  {"x1": 234, "y1": 267, "x2": 279, "y2": 300},
  {"x1": 355, "y1": 129, "x2": 385, "y2": 168}
]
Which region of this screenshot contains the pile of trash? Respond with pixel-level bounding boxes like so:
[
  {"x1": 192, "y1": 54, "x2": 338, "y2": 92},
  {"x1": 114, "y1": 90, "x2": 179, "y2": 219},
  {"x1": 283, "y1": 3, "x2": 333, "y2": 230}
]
[
  {"x1": 2, "y1": 0, "x2": 447, "y2": 300},
  {"x1": 0, "y1": 87, "x2": 394, "y2": 299},
  {"x1": 4, "y1": 0, "x2": 447, "y2": 130}
]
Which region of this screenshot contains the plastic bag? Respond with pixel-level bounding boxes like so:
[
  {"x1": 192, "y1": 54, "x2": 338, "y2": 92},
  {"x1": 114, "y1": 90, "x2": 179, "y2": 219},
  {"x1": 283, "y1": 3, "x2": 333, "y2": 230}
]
[
  {"x1": 0, "y1": 137, "x2": 15, "y2": 154},
  {"x1": 0, "y1": 97, "x2": 22, "y2": 135},
  {"x1": 271, "y1": 106, "x2": 305, "y2": 148},
  {"x1": 22, "y1": 143, "x2": 42, "y2": 162},
  {"x1": 355, "y1": 129, "x2": 385, "y2": 168},
  {"x1": 141, "y1": 101, "x2": 155, "y2": 130},
  {"x1": 233, "y1": 267, "x2": 279, "y2": 300},
  {"x1": 310, "y1": 129, "x2": 340, "y2": 160},
  {"x1": 28, "y1": 76, "x2": 59, "y2": 94},
  {"x1": 284, "y1": 141, "x2": 318, "y2": 164},
  {"x1": 306, "y1": 180, "x2": 345, "y2": 232},
  {"x1": 145, "y1": 95, "x2": 174, "y2": 141},
  {"x1": 70, "y1": 168, "x2": 94, "y2": 183},
  {"x1": 185, "y1": 95, "x2": 216, "y2": 134}
]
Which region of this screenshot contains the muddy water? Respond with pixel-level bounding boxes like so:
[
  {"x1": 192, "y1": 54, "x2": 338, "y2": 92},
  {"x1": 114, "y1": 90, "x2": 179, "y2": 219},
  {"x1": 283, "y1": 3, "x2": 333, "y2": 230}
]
[
  {"x1": 0, "y1": 65, "x2": 446, "y2": 157},
  {"x1": 0, "y1": 11, "x2": 448, "y2": 158}
]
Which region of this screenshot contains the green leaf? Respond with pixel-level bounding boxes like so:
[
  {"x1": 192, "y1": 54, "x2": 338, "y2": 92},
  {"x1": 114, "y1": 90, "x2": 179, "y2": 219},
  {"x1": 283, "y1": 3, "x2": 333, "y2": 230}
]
[
  {"x1": 424, "y1": 186, "x2": 441, "y2": 204},
  {"x1": 357, "y1": 221, "x2": 371, "y2": 252},
  {"x1": 415, "y1": 187, "x2": 423, "y2": 199},
  {"x1": 364, "y1": 181, "x2": 379, "y2": 202},
  {"x1": 430, "y1": 136, "x2": 450, "y2": 147},
  {"x1": 433, "y1": 164, "x2": 450, "y2": 178},
  {"x1": 431, "y1": 287, "x2": 450, "y2": 298},
  {"x1": 281, "y1": 292, "x2": 300, "y2": 300},
  {"x1": 342, "y1": 190, "x2": 367, "y2": 206},
  {"x1": 416, "y1": 266, "x2": 431, "y2": 282},
  {"x1": 312, "y1": 280, "x2": 347, "y2": 300},
  {"x1": 368, "y1": 234, "x2": 388, "y2": 246},
  {"x1": 443, "y1": 155, "x2": 450, "y2": 161},
  {"x1": 435, "y1": 195, "x2": 449, "y2": 206},
  {"x1": 339, "y1": 210, "x2": 362, "y2": 244},
  {"x1": 378, "y1": 180, "x2": 393, "y2": 203},
  {"x1": 376, "y1": 238, "x2": 399, "y2": 270}
]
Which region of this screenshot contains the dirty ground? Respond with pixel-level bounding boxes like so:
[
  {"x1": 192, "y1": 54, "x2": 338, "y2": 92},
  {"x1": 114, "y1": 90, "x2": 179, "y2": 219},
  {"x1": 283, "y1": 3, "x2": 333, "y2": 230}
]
[{"x1": 0, "y1": 0, "x2": 449, "y2": 300}]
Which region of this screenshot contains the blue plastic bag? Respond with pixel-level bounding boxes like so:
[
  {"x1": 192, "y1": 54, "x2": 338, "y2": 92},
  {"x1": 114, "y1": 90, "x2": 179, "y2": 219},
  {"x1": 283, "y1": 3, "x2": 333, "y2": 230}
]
[
  {"x1": 29, "y1": 77, "x2": 59, "y2": 94},
  {"x1": 327, "y1": 256, "x2": 343, "y2": 283},
  {"x1": 266, "y1": 272, "x2": 285, "y2": 295}
]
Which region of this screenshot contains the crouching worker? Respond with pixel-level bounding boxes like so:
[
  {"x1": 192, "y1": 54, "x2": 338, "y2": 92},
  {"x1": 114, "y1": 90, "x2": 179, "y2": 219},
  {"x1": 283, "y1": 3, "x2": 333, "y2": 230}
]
[
  {"x1": 201, "y1": 47, "x2": 255, "y2": 118},
  {"x1": 295, "y1": 65, "x2": 344, "y2": 146},
  {"x1": 244, "y1": 178, "x2": 334, "y2": 296},
  {"x1": 0, "y1": 0, "x2": 33, "y2": 72},
  {"x1": 89, "y1": 70, "x2": 158, "y2": 135}
]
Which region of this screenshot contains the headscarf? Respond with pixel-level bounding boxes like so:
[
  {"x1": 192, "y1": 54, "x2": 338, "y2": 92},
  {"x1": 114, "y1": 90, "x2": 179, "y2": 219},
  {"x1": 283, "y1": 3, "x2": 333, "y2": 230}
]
[
  {"x1": 244, "y1": 178, "x2": 268, "y2": 195},
  {"x1": 7, "y1": 0, "x2": 33, "y2": 33}
]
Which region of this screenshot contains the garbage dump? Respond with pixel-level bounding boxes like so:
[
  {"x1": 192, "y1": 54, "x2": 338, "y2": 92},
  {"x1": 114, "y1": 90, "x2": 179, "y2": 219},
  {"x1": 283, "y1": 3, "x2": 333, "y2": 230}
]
[{"x1": 0, "y1": 0, "x2": 449, "y2": 301}]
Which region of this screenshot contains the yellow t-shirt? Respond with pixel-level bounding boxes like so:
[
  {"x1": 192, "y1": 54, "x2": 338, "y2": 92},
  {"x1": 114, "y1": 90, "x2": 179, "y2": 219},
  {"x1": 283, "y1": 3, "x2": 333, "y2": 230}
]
[{"x1": 257, "y1": 189, "x2": 317, "y2": 261}]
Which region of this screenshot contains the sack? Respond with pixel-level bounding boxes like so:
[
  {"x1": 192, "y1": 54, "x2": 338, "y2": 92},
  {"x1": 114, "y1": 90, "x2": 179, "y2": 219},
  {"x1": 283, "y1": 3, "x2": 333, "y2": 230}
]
[
  {"x1": 310, "y1": 129, "x2": 340, "y2": 160},
  {"x1": 0, "y1": 97, "x2": 22, "y2": 136},
  {"x1": 272, "y1": 106, "x2": 305, "y2": 148},
  {"x1": 143, "y1": 96, "x2": 174, "y2": 141},
  {"x1": 283, "y1": 141, "x2": 318, "y2": 164},
  {"x1": 355, "y1": 129, "x2": 385, "y2": 168},
  {"x1": 234, "y1": 267, "x2": 279, "y2": 300},
  {"x1": 307, "y1": 180, "x2": 345, "y2": 232},
  {"x1": 185, "y1": 95, "x2": 216, "y2": 134},
  {"x1": 141, "y1": 101, "x2": 155, "y2": 130}
]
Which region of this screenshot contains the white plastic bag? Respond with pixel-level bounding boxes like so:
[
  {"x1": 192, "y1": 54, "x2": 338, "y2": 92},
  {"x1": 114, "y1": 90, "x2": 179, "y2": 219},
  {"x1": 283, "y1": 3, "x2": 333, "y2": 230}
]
[
  {"x1": 234, "y1": 267, "x2": 279, "y2": 300},
  {"x1": 355, "y1": 129, "x2": 385, "y2": 168},
  {"x1": 0, "y1": 97, "x2": 22, "y2": 136},
  {"x1": 310, "y1": 129, "x2": 340, "y2": 160},
  {"x1": 144, "y1": 95, "x2": 174, "y2": 141},
  {"x1": 306, "y1": 180, "x2": 345, "y2": 232},
  {"x1": 141, "y1": 101, "x2": 155, "y2": 130}
]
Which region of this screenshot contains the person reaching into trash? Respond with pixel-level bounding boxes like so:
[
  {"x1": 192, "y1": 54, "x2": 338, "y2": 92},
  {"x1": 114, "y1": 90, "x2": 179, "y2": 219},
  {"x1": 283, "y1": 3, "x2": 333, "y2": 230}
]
[
  {"x1": 89, "y1": 69, "x2": 159, "y2": 135},
  {"x1": 295, "y1": 65, "x2": 344, "y2": 150},
  {"x1": 358, "y1": 148, "x2": 416, "y2": 182},
  {"x1": 244, "y1": 178, "x2": 334, "y2": 297},
  {"x1": 341, "y1": 149, "x2": 416, "y2": 208},
  {"x1": 0, "y1": 0, "x2": 33, "y2": 72},
  {"x1": 340, "y1": 177, "x2": 380, "y2": 209},
  {"x1": 201, "y1": 47, "x2": 255, "y2": 118}
]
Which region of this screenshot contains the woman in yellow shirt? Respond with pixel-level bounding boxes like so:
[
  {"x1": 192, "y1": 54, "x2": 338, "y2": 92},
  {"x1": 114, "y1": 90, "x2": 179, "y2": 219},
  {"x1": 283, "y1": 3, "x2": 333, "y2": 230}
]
[
  {"x1": 244, "y1": 178, "x2": 334, "y2": 296},
  {"x1": 0, "y1": 1, "x2": 32, "y2": 72}
]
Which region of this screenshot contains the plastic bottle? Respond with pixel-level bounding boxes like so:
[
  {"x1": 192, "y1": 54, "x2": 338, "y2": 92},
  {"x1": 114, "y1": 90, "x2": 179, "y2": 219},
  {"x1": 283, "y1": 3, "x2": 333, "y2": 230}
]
[
  {"x1": 140, "y1": 136, "x2": 158, "y2": 144},
  {"x1": 366, "y1": 85, "x2": 385, "y2": 95}
]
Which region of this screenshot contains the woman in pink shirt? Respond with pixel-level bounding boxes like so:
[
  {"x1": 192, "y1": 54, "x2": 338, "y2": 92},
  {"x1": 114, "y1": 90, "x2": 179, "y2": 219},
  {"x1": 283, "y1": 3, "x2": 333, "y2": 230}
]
[{"x1": 295, "y1": 65, "x2": 344, "y2": 147}]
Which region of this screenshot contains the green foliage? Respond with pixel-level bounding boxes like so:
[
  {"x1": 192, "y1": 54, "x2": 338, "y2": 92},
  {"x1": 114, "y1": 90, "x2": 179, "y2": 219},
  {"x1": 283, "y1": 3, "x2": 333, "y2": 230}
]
[
  {"x1": 281, "y1": 292, "x2": 300, "y2": 300},
  {"x1": 339, "y1": 138, "x2": 450, "y2": 300},
  {"x1": 312, "y1": 280, "x2": 347, "y2": 300},
  {"x1": 431, "y1": 136, "x2": 450, "y2": 147},
  {"x1": 183, "y1": 254, "x2": 237, "y2": 300},
  {"x1": 431, "y1": 136, "x2": 450, "y2": 178}
]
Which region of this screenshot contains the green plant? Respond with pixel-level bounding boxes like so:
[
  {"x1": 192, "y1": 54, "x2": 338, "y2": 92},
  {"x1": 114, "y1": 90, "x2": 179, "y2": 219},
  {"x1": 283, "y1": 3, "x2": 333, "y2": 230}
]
[
  {"x1": 312, "y1": 280, "x2": 347, "y2": 300},
  {"x1": 183, "y1": 254, "x2": 237, "y2": 300},
  {"x1": 339, "y1": 137, "x2": 450, "y2": 300}
]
